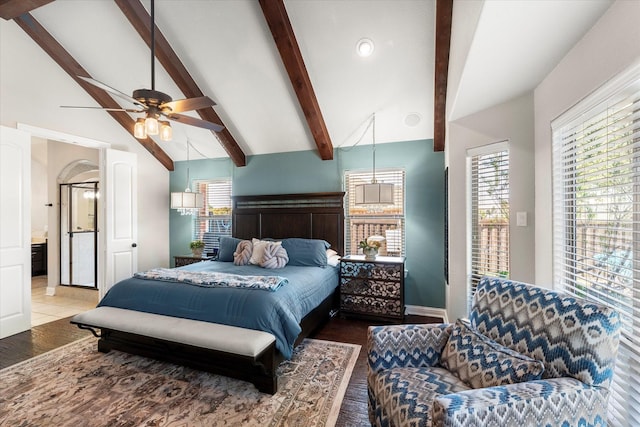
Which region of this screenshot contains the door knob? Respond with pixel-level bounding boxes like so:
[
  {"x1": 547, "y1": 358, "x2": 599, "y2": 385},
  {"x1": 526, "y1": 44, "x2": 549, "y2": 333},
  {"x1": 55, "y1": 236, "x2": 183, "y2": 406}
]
[{"x1": 131, "y1": 243, "x2": 137, "y2": 248}]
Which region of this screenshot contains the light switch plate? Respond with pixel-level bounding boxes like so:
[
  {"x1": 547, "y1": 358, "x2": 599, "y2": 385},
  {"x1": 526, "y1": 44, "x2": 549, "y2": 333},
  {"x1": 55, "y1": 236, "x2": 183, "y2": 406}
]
[{"x1": 516, "y1": 211, "x2": 527, "y2": 227}]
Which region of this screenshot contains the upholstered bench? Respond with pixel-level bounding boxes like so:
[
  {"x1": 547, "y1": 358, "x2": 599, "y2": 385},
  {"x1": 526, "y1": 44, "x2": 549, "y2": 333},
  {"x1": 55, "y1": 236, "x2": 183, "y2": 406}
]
[
  {"x1": 367, "y1": 277, "x2": 621, "y2": 426},
  {"x1": 71, "y1": 307, "x2": 279, "y2": 392},
  {"x1": 72, "y1": 307, "x2": 276, "y2": 357}
]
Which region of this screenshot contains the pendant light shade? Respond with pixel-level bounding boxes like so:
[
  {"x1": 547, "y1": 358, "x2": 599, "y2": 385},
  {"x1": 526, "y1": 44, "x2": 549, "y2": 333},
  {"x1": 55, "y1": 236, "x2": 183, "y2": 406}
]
[
  {"x1": 355, "y1": 182, "x2": 394, "y2": 204},
  {"x1": 355, "y1": 113, "x2": 394, "y2": 205},
  {"x1": 170, "y1": 139, "x2": 203, "y2": 215},
  {"x1": 134, "y1": 118, "x2": 147, "y2": 139},
  {"x1": 145, "y1": 115, "x2": 159, "y2": 135},
  {"x1": 159, "y1": 120, "x2": 172, "y2": 141},
  {"x1": 170, "y1": 188, "x2": 203, "y2": 210}
]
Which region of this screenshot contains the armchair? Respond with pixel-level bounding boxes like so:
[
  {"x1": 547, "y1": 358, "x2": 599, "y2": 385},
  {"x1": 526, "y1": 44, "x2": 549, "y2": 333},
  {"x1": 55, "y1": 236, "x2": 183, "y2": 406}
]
[{"x1": 367, "y1": 277, "x2": 621, "y2": 426}]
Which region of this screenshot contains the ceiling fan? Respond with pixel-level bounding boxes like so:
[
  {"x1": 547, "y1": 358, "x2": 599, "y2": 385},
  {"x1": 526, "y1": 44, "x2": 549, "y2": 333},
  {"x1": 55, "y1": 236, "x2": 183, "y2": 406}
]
[{"x1": 62, "y1": 0, "x2": 224, "y2": 141}]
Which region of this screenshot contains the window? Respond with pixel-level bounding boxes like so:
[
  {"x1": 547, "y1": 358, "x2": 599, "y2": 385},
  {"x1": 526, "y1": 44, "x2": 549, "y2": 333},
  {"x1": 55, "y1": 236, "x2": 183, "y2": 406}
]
[
  {"x1": 468, "y1": 143, "x2": 510, "y2": 311},
  {"x1": 344, "y1": 169, "x2": 405, "y2": 256},
  {"x1": 552, "y1": 67, "x2": 640, "y2": 427},
  {"x1": 193, "y1": 179, "x2": 232, "y2": 256}
]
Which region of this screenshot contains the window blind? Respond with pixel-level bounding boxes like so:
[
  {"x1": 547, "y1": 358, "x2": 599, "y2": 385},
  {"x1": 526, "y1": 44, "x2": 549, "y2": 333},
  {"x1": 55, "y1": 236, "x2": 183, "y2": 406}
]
[
  {"x1": 552, "y1": 70, "x2": 640, "y2": 427},
  {"x1": 468, "y1": 144, "x2": 510, "y2": 311},
  {"x1": 344, "y1": 169, "x2": 405, "y2": 256},
  {"x1": 193, "y1": 179, "x2": 232, "y2": 255}
]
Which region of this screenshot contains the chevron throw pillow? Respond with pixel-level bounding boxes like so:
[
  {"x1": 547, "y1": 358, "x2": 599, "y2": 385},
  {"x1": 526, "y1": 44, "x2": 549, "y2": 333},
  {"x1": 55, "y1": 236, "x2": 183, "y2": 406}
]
[{"x1": 440, "y1": 319, "x2": 545, "y2": 389}]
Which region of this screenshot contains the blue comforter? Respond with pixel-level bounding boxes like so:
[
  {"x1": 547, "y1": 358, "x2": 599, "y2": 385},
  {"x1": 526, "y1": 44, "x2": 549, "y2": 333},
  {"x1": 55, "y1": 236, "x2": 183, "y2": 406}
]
[{"x1": 98, "y1": 261, "x2": 339, "y2": 358}]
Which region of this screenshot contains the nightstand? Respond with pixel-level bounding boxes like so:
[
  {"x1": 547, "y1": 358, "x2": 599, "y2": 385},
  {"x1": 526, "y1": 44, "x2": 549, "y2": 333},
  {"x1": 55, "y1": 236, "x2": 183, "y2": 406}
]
[
  {"x1": 339, "y1": 255, "x2": 405, "y2": 322},
  {"x1": 174, "y1": 254, "x2": 212, "y2": 267}
]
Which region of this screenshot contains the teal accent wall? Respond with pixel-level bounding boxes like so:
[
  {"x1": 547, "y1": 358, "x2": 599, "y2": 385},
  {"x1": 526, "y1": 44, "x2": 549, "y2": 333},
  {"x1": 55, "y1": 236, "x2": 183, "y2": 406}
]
[{"x1": 169, "y1": 139, "x2": 445, "y2": 308}]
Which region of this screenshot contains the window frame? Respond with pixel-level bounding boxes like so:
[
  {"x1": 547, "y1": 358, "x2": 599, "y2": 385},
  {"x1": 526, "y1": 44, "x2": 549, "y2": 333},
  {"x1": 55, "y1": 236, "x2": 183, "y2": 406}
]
[
  {"x1": 467, "y1": 141, "x2": 510, "y2": 312},
  {"x1": 551, "y1": 62, "x2": 640, "y2": 427},
  {"x1": 192, "y1": 178, "x2": 233, "y2": 255},
  {"x1": 344, "y1": 168, "x2": 406, "y2": 257}
]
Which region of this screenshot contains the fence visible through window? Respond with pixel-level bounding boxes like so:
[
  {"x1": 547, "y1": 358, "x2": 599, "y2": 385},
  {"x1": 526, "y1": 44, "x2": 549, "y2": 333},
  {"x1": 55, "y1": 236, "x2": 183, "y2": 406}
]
[{"x1": 468, "y1": 144, "x2": 510, "y2": 311}]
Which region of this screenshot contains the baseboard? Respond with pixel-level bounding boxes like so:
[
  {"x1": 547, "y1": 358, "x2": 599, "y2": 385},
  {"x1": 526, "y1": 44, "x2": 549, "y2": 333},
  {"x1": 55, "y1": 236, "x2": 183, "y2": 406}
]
[
  {"x1": 405, "y1": 305, "x2": 448, "y2": 323},
  {"x1": 46, "y1": 286, "x2": 56, "y2": 296}
]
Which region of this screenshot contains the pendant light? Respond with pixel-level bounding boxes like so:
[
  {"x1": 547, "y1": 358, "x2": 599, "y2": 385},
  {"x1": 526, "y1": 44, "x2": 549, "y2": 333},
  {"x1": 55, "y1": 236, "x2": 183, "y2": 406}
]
[
  {"x1": 355, "y1": 113, "x2": 394, "y2": 205},
  {"x1": 170, "y1": 139, "x2": 203, "y2": 215}
]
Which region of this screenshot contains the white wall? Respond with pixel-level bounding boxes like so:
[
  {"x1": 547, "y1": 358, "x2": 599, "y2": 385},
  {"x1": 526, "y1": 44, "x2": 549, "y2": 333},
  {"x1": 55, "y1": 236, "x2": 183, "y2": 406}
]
[
  {"x1": 31, "y1": 156, "x2": 48, "y2": 239},
  {"x1": 447, "y1": 92, "x2": 535, "y2": 321},
  {"x1": 134, "y1": 146, "x2": 170, "y2": 271},
  {"x1": 534, "y1": 0, "x2": 640, "y2": 286}
]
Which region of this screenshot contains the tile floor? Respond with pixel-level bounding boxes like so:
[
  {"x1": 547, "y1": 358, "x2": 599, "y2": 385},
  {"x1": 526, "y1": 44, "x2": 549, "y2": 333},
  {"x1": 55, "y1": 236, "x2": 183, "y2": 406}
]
[{"x1": 31, "y1": 276, "x2": 98, "y2": 327}]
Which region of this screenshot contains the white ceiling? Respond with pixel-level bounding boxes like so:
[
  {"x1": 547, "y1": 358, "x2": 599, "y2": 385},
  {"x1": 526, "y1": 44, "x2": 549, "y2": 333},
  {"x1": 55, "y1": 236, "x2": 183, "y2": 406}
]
[
  {"x1": 0, "y1": 0, "x2": 613, "y2": 164},
  {"x1": 448, "y1": 0, "x2": 613, "y2": 121}
]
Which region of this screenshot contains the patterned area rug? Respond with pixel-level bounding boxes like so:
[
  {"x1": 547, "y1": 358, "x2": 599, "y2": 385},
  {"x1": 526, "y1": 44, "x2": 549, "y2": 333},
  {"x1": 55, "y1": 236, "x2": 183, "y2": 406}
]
[{"x1": 0, "y1": 336, "x2": 360, "y2": 426}]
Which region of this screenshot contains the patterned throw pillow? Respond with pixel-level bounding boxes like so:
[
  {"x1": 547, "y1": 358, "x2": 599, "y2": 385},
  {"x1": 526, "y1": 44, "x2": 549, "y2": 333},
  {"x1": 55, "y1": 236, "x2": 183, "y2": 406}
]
[{"x1": 440, "y1": 319, "x2": 545, "y2": 389}]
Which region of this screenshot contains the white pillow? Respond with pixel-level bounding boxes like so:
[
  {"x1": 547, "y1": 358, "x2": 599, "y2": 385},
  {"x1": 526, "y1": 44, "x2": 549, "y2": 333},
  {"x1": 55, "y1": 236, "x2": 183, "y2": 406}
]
[
  {"x1": 249, "y1": 238, "x2": 281, "y2": 265},
  {"x1": 327, "y1": 254, "x2": 341, "y2": 267},
  {"x1": 326, "y1": 249, "x2": 340, "y2": 267}
]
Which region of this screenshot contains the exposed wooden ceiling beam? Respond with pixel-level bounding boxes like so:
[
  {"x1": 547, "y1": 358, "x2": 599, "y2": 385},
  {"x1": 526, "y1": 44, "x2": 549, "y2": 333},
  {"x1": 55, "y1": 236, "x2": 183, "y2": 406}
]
[
  {"x1": 0, "y1": 0, "x2": 53, "y2": 20},
  {"x1": 13, "y1": 13, "x2": 174, "y2": 171},
  {"x1": 114, "y1": 0, "x2": 246, "y2": 167},
  {"x1": 259, "y1": 0, "x2": 333, "y2": 161},
  {"x1": 434, "y1": 0, "x2": 453, "y2": 152}
]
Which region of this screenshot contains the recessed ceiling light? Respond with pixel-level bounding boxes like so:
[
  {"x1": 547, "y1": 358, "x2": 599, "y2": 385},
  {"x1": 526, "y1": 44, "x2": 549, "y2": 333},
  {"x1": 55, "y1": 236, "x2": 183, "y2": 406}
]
[
  {"x1": 356, "y1": 38, "x2": 374, "y2": 57},
  {"x1": 404, "y1": 113, "x2": 422, "y2": 127}
]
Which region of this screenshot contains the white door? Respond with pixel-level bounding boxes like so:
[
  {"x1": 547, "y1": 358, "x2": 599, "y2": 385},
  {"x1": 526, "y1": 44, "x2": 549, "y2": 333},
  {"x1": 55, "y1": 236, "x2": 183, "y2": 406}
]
[
  {"x1": 0, "y1": 126, "x2": 31, "y2": 338},
  {"x1": 100, "y1": 149, "x2": 137, "y2": 299}
]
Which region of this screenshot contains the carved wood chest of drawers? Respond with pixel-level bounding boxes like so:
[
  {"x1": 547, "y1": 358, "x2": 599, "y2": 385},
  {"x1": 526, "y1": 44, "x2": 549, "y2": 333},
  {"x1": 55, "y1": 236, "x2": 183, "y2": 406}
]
[{"x1": 339, "y1": 255, "x2": 405, "y2": 321}]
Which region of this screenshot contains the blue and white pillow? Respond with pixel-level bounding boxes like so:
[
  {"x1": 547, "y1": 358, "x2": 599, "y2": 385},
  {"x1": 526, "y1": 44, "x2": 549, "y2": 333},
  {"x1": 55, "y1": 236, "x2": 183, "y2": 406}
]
[{"x1": 440, "y1": 319, "x2": 545, "y2": 389}]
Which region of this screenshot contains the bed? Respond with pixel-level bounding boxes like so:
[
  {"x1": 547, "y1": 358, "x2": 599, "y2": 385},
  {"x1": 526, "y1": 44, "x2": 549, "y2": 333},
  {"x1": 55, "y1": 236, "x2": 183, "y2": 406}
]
[{"x1": 71, "y1": 192, "x2": 345, "y2": 394}]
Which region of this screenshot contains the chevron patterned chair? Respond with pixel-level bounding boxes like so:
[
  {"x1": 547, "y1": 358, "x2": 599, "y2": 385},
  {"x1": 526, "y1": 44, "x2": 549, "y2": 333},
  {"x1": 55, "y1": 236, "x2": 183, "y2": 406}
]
[{"x1": 367, "y1": 276, "x2": 621, "y2": 426}]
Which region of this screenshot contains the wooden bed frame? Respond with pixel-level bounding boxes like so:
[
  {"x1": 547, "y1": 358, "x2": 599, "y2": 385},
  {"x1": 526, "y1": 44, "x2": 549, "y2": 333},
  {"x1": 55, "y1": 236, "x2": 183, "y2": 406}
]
[{"x1": 73, "y1": 192, "x2": 345, "y2": 394}]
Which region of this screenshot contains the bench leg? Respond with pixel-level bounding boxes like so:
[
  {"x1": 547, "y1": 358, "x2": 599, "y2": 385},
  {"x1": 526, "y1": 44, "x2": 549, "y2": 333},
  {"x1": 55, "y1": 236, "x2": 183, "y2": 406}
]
[
  {"x1": 254, "y1": 375, "x2": 278, "y2": 394},
  {"x1": 97, "y1": 338, "x2": 112, "y2": 353}
]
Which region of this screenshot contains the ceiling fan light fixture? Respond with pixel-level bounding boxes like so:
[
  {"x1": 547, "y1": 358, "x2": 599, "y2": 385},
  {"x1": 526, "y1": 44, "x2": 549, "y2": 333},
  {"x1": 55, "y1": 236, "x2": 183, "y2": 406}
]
[
  {"x1": 63, "y1": 0, "x2": 224, "y2": 141},
  {"x1": 134, "y1": 118, "x2": 147, "y2": 139},
  {"x1": 159, "y1": 121, "x2": 172, "y2": 141},
  {"x1": 145, "y1": 115, "x2": 159, "y2": 135}
]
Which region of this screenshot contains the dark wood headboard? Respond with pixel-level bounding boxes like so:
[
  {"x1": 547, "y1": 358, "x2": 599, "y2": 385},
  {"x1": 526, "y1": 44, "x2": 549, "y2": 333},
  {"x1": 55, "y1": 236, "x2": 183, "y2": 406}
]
[{"x1": 232, "y1": 192, "x2": 345, "y2": 255}]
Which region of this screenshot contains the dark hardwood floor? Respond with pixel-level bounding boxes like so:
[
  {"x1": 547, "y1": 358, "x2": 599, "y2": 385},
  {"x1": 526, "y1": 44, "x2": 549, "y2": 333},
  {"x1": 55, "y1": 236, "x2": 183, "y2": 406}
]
[{"x1": 0, "y1": 313, "x2": 442, "y2": 426}]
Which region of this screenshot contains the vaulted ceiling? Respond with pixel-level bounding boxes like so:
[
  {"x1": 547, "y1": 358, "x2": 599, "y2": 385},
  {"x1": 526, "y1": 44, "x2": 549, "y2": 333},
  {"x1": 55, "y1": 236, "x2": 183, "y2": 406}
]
[{"x1": 0, "y1": 0, "x2": 612, "y2": 170}]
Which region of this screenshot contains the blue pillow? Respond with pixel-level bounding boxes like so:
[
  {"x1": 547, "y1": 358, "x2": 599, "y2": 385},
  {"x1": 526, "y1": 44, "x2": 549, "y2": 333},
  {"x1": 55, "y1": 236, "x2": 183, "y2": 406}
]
[
  {"x1": 281, "y1": 238, "x2": 330, "y2": 267},
  {"x1": 218, "y1": 236, "x2": 241, "y2": 262}
]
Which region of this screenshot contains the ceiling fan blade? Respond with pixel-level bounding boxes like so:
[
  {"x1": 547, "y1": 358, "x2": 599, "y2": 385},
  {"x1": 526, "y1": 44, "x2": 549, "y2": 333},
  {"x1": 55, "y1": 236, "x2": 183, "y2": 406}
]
[
  {"x1": 166, "y1": 113, "x2": 225, "y2": 132},
  {"x1": 77, "y1": 76, "x2": 146, "y2": 108},
  {"x1": 162, "y1": 96, "x2": 216, "y2": 113},
  {"x1": 61, "y1": 105, "x2": 144, "y2": 113}
]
